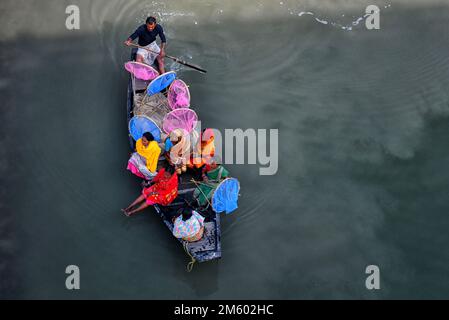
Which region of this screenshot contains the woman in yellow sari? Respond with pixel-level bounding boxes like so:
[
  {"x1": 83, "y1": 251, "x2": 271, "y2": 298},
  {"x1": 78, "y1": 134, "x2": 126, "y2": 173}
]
[{"x1": 127, "y1": 132, "x2": 161, "y2": 180}]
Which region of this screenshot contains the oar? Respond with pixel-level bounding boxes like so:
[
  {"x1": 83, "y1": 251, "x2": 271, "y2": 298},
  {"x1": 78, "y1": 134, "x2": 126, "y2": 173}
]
[{"x1": 127, "y1": 43, "x2": 207, "y2": 74}]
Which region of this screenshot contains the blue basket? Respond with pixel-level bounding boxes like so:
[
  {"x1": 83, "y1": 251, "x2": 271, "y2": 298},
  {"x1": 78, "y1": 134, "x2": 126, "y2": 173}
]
[
  {"x1": 147, "y1": 71, "x2": 177, "y2": 96},
  {"x1": 129, "y1": 115, "x2": 162, "y2": 142}
]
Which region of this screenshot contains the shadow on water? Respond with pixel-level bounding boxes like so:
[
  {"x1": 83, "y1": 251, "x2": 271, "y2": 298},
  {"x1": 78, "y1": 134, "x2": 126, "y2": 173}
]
[
  {"x1": 0, "y1": 45, "x2": 19, "y2": 299},
  {"x1": 349, "y1": 114, "x2": 449, "y2": 299}
]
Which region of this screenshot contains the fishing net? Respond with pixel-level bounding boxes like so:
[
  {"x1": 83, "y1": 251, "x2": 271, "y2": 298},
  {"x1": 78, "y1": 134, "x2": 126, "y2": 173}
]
[
  {"x1": 193, "y1": 182, "x2": 218, "y2": 207},
  {"x1": 163, "y1": 108, "x2": 198, "y2": 134},
  {"x1": 147, "y1": 71, "x2": 177, "y2": 96},
  {"x1": 129, "y1": 115, "x2": 162, "y2": 142},
  {"x1": 168, "y1": 79, "x2": 191, "y2": 110},
  {"x1": 206, "y1": 166, "x2": 229, "y2": 181},
  {"x1": 212, "y1": 178, "x2": 240, "y2": 214},
  {"x1": 193, "y1": 177, "x2": 240, "y2": 214},
  {"x1": 133, "y1": 93, "x2": 171, "y2": 130},
  {"x1": 124, "y1": 61, "x2": 159, "y2": 81}
]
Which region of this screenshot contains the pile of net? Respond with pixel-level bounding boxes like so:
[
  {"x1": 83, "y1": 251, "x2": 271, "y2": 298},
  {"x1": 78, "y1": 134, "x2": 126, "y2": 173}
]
[{"x1": 133, "y1": 93, "x2": 171, "y2": 129}]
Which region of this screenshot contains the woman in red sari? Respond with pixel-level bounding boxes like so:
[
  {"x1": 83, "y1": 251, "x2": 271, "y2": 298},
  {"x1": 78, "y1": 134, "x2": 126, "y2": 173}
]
[{"x1": 122, "y1": 166, "x2": 178, "y2": 216}]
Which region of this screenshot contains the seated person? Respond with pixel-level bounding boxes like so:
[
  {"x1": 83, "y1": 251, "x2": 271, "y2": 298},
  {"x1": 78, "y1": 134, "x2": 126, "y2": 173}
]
[
  {"x1": 201, "y1": 158, "x2": 229, "y2": 183},
  {"x1": 163, "y1": 135, "x2": 173, "y2": 153},
  {"x1": 166, "y1": 129, "x2": 190, "y2": 175},
  {"x1": 172, "y1": 208, "x2": 205, "y2": 242},
  {"x1": 122, "y1": 166, "x2": 178, "y2": 216},
  {"x1": 127, "y1": 132, "x2": 161, "y2": 180},
  {"x1": 189, "y1": 128, "x2": 215, "y2": 170}
]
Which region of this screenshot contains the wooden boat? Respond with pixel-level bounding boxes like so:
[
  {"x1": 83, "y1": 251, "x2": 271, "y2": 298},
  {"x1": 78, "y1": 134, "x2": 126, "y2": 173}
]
[{"x1": 126, "y1": 49, "x2": 221, "y2": 271}]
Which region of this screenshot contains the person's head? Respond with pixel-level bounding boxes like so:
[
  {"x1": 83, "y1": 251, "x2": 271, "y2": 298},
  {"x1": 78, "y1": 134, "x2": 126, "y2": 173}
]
[
  {"x1": 141, "y1": 132, "x2": 155, "y2": 147},
  {"x1": 181, "y1": 208, "x2": 193, "y2": 221},
  {"x1": 206, "y1": 156, "x2": 220, "y2": 170},
  {"x1": 169, "y1": 129, "x2": 183, "y2": 144},
  {"x1": 164, "y1": 165, "x2": 176, "y2": 178},
  {"x1": 146, "y1": 16, "x2": 157, "y2": 31},
  {"x1": 202, "y1": 128, "x2": 215, "y2": 144}
]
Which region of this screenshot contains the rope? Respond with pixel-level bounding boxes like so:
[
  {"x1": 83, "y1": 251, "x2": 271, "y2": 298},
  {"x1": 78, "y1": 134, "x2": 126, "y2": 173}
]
[{"x1": 183, "y1": 241, "x2": 196, "y2": 272}]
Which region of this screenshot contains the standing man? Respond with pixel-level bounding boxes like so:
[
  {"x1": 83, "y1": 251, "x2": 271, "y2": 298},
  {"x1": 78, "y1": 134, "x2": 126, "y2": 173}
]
[{"x1": 125, "y1": 16, "x2": 166, "y2": 74}]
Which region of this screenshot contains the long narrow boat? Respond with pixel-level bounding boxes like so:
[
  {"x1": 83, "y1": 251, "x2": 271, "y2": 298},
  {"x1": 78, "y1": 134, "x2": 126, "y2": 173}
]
[{"x1": 126, "y1": 49, "x2": 222, "y2": 271}]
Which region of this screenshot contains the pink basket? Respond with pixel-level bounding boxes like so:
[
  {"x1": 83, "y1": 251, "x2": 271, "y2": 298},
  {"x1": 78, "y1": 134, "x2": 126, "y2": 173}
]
[
  {"x1": 124, "y1": 61, "x2": 159, "y2": 81},
  {"x1": 163, "y1": 108, "x2": 198, "y2": 134},
  {"x1": 168, "y1": 79, "x2": 191, "y2": 110}
]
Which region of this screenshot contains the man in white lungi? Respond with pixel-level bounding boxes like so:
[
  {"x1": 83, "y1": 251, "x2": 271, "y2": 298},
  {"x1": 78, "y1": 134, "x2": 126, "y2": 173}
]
[{"x1": 125, "y1": 16, "x2": 166, "y2": 74}]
